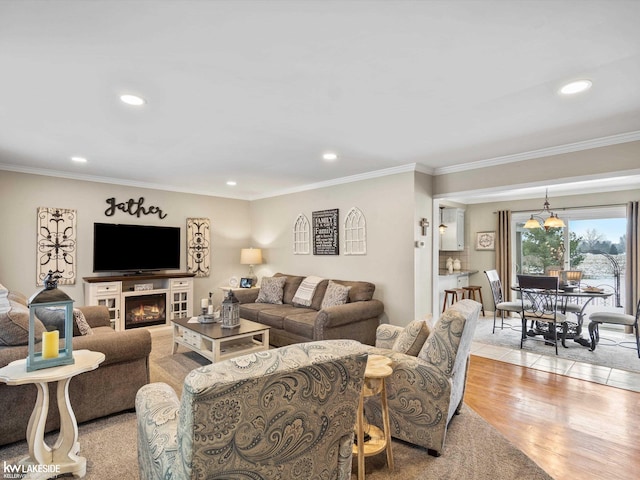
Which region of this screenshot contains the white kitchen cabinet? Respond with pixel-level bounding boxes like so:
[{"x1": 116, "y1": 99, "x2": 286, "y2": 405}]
[{"x1": 439, "y1": 208, "x2": 465, "y2": 251}]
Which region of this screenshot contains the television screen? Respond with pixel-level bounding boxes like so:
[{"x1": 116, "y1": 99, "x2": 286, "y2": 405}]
[{"x1": 93, "y1": 223, "x2": 181, "y2": 273}]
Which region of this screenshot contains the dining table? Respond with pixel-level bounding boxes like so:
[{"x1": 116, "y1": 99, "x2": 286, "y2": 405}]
[{"x1": 511, "y1": 286, "x2": 613, "y2": 348}]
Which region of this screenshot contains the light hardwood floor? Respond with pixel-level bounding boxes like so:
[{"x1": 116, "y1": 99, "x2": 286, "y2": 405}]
[{"x1": 466, "y1": 355, "x2": 640, "y2": 480}]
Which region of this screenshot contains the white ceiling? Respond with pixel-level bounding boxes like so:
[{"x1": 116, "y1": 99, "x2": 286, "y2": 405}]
[{"x1": 1, "y1": 1, "x2": 639, "y2": 201}]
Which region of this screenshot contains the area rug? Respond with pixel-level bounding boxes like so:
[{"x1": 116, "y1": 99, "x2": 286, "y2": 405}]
[
  {"x1": 0, "y1": 332, "x2": 553, "y2": 480},
  {"x1": 473, "y1": 316, "x2": 640, "y2": 373}
]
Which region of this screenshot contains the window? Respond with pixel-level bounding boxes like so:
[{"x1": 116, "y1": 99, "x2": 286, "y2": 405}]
[
  {"x1": 293, "y1": 214, "x2": 310, "y2": 254},
  {"x1": 513, "y1": 206, "x2": 626, "y2": 308},
  {"x1": 344, "y1": 207, "x2": 366, "y2": 255}
]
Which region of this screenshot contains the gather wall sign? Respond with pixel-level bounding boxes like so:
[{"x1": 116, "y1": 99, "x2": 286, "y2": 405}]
[{"x1": 104, "y1": 197, "x2": 167, "y2": 219}]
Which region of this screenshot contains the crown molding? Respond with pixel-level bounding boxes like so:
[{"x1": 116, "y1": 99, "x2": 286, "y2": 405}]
[
  {"x1": 249, "y1": 163, "x2": 428, "y2": 200},
  {"x1": 0, "y1": 163, "x2": 249, "y2": 200},
  {"x1": 433, "y1": 130, "x2": 640, "y2": 175}
]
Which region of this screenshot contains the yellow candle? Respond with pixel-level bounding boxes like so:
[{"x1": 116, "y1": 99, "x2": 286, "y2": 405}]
[{"x1": 42, "y1": 331, "x2": 59, "y2": 359}]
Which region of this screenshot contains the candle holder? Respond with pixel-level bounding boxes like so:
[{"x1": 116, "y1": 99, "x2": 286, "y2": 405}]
[{"x1": 27, "y1": 271, "x2": 75, "y2": 371}]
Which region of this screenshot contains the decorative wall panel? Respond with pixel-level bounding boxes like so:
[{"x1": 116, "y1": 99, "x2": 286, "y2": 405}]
[
  {"x1": 36, "y1": 207, "x2": 76, "y2": 285},
  {"x1": 186, "y1": 218, "x2": 210, "y2": 277}
]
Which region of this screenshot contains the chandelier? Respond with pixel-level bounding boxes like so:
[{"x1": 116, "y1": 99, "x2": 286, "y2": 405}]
[{"x1": 523, "y1": 189, "x2": 566, "y2": 230}]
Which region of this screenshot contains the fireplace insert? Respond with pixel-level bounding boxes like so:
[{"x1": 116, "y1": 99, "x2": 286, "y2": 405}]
[{"x1": 124, "y1": 292, "x2": 167, "y2": 329}]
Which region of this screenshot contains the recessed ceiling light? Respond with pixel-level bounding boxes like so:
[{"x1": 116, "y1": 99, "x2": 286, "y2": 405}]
[
  {"x1": 71, "y1": 156, "x2": 87, "y2": 163},
  {"x1": 559, "y1": 80, "x2": 592, "y2": 95},
  {"x1": 226, "y1": 181, "x2": 237, "y2": 186},
  {"x1": 119, "y1": 94, "x2": 146, "y2": 106},
  {"x1": 322, "y1": 152, "x2": 338, "y2": 161}
]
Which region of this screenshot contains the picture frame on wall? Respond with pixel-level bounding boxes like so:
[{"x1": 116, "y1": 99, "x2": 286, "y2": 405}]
[{"x1": 475, "y1": 231, "x2": 496, "y2": 251}]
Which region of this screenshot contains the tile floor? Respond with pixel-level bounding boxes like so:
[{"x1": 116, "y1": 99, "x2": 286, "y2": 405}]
[{"x1": 471, "y1": 339, "x2": 640, "y2": 392}]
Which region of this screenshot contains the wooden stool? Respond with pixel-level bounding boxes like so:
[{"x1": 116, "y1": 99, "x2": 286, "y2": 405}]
[
  {"x1": 442, "y1": 288, "x2": 465, "y2": 313},
  {"x1": 463, "y1": 286, "x2": 485, "y2": 315}
]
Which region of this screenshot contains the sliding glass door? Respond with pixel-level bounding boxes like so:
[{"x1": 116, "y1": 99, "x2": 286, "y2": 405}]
[{"x1": 513, "y1": 205, "x2": 626, "y2": 309}]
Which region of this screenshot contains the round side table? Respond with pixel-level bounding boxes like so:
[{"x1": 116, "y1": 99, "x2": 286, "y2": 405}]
[
  {"x1": 353, "y1": 354, "x2": 394, "y2": 480},
  {"x1": 0, "y1": 349, "x2": 105, "y2": 478}
]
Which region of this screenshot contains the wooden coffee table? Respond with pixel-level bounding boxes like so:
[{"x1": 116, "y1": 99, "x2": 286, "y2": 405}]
[{"x1": 172, "y1": 317, "x2": 270, "y2": 363}]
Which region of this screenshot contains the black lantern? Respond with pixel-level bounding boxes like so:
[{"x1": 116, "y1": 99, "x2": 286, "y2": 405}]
[
  {"x1": 27, "y1": 271, "x2": 75, "y2": 371},
  {"x1": 221, "y1": 290, "x2": 240, "y2": 329}
]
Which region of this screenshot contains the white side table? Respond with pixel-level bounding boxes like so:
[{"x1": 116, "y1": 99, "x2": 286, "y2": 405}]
[{"x1": 0, "y1": 349, "x2": 105, "y2": 478}]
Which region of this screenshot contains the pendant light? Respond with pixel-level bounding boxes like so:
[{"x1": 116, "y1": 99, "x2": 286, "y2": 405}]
[
  {"x1": 438, "y1": 207, "x2": 447, "y2": 234},
  {"x1": 524, "y1": 189, "x2": 566, "y2": 230}
]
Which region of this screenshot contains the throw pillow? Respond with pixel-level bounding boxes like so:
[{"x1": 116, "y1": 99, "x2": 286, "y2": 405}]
[
  {"x1": 321, "y1": 280, "x2": 351, "y2": 309},
  {"x1": 392, "y1": 319, "x2": 432, "y2": 356},
  {"x1": 0, "y1": 300, "x2": 46, "y2": 346},
  {"x1": 73, "y1": 308, "x2": 93, "y2": 336},
  {"x1": 256, "y1": 276, "x2": 287, "y2": 304}
]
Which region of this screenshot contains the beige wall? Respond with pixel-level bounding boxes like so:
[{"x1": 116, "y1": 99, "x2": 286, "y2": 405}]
[
  {"x1": 0, "y1": 171, "x2": 251, "y2": 307},
  {"x1": 249, "y1": 172, "x2": 425, "y2": 325},
  {"x1": 414, "y1": 171, "x2": 434, "y2": 318}
]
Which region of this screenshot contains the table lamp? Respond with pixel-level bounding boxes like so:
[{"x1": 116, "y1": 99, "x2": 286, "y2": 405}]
[{"x1": 240, "y1": 248, "x2": 262, "y2": 286}]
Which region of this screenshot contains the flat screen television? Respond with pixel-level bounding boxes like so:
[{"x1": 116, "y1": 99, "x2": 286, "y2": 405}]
[{"x1": 93, "y1": 223, "x2": 181, "y2": 273}]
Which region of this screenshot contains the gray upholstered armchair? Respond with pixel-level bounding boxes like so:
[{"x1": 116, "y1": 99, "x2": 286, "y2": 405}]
[
  {"x1": 363, "y1": 299, "x2": 481, "y2": 456},
  {"x1": 136, "y1": 340, "x2": 367, "y2": 480}
]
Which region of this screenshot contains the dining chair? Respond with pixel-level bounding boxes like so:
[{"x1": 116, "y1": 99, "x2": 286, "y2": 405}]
[
  {"x1": 517, "y1": 275, "x2": 568, "y2": 355},
  {"x1": 588, "y1": 298, "x2": 640, "y2": 358},
  {"x1": 484, "y1": 270, "x2": 523, "y2": 334}
]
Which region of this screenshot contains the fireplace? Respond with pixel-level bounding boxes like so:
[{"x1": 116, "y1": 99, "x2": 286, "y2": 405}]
[{"x1": 124, "y1": 292, "x2": 167, "y2": 329}]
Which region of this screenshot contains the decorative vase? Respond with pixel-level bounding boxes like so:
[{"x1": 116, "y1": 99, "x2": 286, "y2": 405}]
[
  {"x1": 446, "y1": 257, "x2": 453, "y2": 269},
  {"x1": 453, "y1": 259, "x2": 461, "y2": 271}
]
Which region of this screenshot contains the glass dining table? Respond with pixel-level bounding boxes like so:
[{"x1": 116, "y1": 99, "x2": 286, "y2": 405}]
[{"x1": 511, "y1": 286, "x2": 613, "y2": 348}]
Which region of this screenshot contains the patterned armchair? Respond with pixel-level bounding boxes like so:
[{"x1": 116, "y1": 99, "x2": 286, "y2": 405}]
[
  {"x1": 363, "y1": 300, "x2": 481, "y2": 456},
  {"x1": 136, "y1": 340, "x2": 367, "y2": 480}
]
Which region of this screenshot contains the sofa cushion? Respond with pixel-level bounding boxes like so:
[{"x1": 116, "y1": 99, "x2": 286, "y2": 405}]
[
  {"x1": 258, "y1": 305, "x2": 315, "y2": 329},
  {"x1": 283, "y1": 311, "x2": 319, "y2": 339},
  {"x1": 321, "y1": 280, "x2": 351, "y2": 309},
  {"x1": 333, "y1": 280, "x2": 375, "y2": 302},
  {"x1": 256, "y1": 276, "x2": 287, "y2": 304},
  {"x1": 0, "y1": 300, "x2": 46, "y2": 346},
  {"x1": 239, "y1": 303, "x2": 281, "y2": 322},
  {"x1": 274, "y1": 273, "x2": 305, "y2": 304},
  {"x1": 392, "y1": 319, "x2": 432, "y2": 356}
]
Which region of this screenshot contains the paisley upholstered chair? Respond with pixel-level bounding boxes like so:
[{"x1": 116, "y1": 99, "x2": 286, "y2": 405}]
[
  {"x1": 135, "y1": 340, "x2": 367, "y2": 480},
  {"x1": 363, "y1": 299, "x2": 481, "y2": 456}
]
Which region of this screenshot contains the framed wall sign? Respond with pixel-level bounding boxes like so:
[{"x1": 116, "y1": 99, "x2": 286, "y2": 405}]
[
  {"x1": 476, "y1": 231, "x2": 496, "y2": 251},
  {"x1": 312, "y1": 209, "x2": 339, "y2": 255}
]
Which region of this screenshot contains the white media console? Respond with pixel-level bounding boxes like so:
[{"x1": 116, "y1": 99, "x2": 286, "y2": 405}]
[{"x1": 83, "y1": 273, "x2": 194, "y2": 331}]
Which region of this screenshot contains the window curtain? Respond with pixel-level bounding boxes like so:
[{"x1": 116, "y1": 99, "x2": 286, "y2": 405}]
[
  {"x1": 626, "y1": 201, "x2": 639, "y2": 332},
  {"x1": 496, "y1": 210, "x2": 513, "y2": 301}
]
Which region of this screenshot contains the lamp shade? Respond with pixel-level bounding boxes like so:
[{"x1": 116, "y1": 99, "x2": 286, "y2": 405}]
[{"x1": 240, "y1": 248, "x2": 263, "y2": 265}]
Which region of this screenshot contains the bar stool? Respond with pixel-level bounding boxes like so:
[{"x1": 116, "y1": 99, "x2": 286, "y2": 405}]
[
  {"x1": 462, "y1": 286, "x2": 485, "y2": 316},
  {"x1": 442, "y1": 288, "x2": 465, "y2": 313}
]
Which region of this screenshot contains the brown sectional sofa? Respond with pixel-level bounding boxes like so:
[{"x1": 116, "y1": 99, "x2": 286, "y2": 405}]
[
  {"x1": 234, "y1": 273, "x2": 384, "y2": 347},
  {"x1": 0, "y1": 291, "x2": 151, "y2": 446}
]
